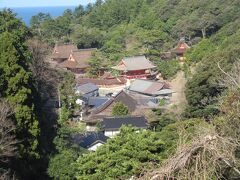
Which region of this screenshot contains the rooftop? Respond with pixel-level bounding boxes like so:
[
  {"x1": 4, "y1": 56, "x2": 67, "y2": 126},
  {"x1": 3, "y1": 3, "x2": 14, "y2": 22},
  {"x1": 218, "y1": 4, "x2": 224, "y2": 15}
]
[
  {"x1": 52, "y1": 44, "x2": 77, "y2": 60},
  {"x1": 171, "y1": 40, "x2": 190, "y2": 54},
  {"x1": 88, "y1": 97, "x2": 110, "y2": 108},
  {"x1": 128, "y1": 79, "x2": 171, "y2": 96},
  {"x1": 112, "y1": 56, "x2": 156, "y2": 71},
  {"x1": 101, "y1": 116, "x2": 148, "y2": 131},
  {"x1": 76, "y1": 77, "x2": 127, "y2": 86},
  {"x1": 76, "y1": 83, "x2": 99, "y2": 95},
  {"x1": 72, "y1": 132, "x2": 109, "y2": 149},
  {"x1": 59, "y1": 48, "x2": 96, "y2": 69},
  {"x1": 91, "y1": 90, "x2": 138, "y2": 115}
]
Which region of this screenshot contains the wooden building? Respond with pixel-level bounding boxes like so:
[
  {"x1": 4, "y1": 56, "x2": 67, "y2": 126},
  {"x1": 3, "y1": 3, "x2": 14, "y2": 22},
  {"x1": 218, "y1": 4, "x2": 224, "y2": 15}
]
[
  {"x1": 52, "y1": 44, "x2": 78, "y2": 63},
  {"x1": 111, "y1": 56, "x2": 156, "y2": 79},
  {"x1": 88, "y1": 90, "x2": 138, "y2": 120},
  {"x1": 84, "y1": 90, "x2": 159, "y2": 131},
  {"x1": 59, "y1": 48, "x2": 96, "y2": 74},
  {"x1": 171, "y1": 39, "x2": 190, "y2": 61}
]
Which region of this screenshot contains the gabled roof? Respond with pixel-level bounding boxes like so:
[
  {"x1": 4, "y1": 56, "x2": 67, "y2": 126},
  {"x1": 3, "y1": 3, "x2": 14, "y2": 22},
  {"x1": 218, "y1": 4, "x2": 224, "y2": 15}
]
[
  {"x1": 91, "y1": 91, "x2": 138, "y2": 115},
  {"x1": 112, "y1": 56, "x2": 156, "y2": 71},
  {"x1": 59, "y1": 49, "x2": 96, "y2": 69},
  {"x1": 52, "y1": 44, "x2": 77, "y2": 59},
  {"x1": 76, "y1": 83, "x2": 99, "y2": 95},
  {"x1": 73, "y1": 132, "x2": 109, "y2": 149},
  {"x1": 128, "y1": 79, "x2": 171, "y2": 96},
  {"x1": 171, "y1": 40, "x2": 190, "y2": 54},
  {"x1": 101, "y1": 116, "x2": 148, "y2": 131}
]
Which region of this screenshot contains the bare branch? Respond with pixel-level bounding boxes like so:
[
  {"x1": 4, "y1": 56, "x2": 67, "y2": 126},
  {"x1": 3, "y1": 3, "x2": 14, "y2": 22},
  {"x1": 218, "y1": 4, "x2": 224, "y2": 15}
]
[
  {"x1": 0, "y1": 101, "x2": 18, "y2": 163},
  {"x1": 139, "y1": 126, "x2": 240, "y2": 180},
  {"x1": 218, "y1": 60, "x2": 240, "y2": 89}
]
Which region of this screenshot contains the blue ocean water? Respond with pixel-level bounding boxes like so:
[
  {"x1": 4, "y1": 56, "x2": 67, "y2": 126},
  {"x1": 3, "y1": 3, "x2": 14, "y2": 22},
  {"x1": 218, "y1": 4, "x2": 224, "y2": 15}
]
[{"x1": 5, "y1": 6, "x2": 76, "y2": 26}]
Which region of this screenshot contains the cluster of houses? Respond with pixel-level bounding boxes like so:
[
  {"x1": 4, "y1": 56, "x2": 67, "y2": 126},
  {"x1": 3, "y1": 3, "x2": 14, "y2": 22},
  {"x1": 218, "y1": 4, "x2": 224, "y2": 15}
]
[{"x1": 52, "y1": 39, "x2": 190, "y2": 151}]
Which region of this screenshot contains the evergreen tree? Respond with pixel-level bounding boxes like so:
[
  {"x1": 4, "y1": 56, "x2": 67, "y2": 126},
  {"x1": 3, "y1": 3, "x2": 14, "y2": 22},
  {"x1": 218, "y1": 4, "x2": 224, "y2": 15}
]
[{"x1": 0, "y1": 32, "x2": 40, "y2": 156}]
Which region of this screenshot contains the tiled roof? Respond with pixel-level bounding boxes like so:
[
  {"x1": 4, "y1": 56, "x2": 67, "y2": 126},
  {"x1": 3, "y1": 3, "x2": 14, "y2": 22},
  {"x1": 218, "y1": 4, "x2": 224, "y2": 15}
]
[
  {"x1": 88, "y1": 97, "x2": 110, "y2": 108},
  {"x1": 101, "y1": 116, "x2": 148, "y2": 131},
  {"x1": 112, "y1": 56, "x2": 156, "y2": 71},
  {"x1": 76, "y1": 77, "x2": 127, "y2": 86},
  {"x1": 128, "y1": 79, "x2": 171, "y2": 96},
  {"x1": 52, "y1": 44, "x2": 77, "y2": 59},
  {"x1": 72, "y1": 132, "x2": 108, "y2": 149},
  {"x1": 76, "y1": 83, "x2": 99, "y2": 95},
  {"x1": 91, "y1": 90, "x2": 138, "y2": 115}
]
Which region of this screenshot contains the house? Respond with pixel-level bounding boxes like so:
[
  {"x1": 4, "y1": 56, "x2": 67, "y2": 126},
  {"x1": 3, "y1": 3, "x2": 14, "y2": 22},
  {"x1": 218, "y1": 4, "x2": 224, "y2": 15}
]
[
  {"x1": 127, "y1": 79, "x2": 174, "y2": 97},
  {"x1": 101, "y1": 116, "x2": 148, "y2": 137},
  {"x1": 89, "y1": 90, "x2": 138, "y2": 119},
  {"x1": 111, "y1": 56, "x2": 156, "y2": 79},
  {"x1": 75, "y1": 83, "x2": 99, "y2": 98},
  {"x1": 85, "y1": 90, "x2": 138, "y2": 131},
  {"x1": 52, "y1": 44, "x2": 78, "y2": 63},
  {"x1": 171, "y1": 38, "x2": 190, "y2": 61},
  {"x1": 59, "y1": 48, "x2": 96, "y2": 74},
  {"x1": 73, "y1": 132, "x2": 109, "y2": 151}
]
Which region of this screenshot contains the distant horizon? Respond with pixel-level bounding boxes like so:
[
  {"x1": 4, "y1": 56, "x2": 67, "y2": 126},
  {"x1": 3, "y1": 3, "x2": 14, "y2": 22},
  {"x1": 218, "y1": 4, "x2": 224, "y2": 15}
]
[
  {"x1": 1, "y1": 5, "x2": 78, "y2": 9},
  {"x1": 0, "y1": 0, "x2": 95, "y2": 8}
]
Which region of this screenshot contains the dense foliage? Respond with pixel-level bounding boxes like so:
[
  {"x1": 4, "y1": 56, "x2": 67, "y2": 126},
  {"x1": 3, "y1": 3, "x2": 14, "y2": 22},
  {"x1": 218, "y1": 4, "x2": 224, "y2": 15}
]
[
  {"x1": 185, "y1": 19, "x2": 240, "y2": 118},
  {"x1": 0, "y1": 10, "x2": 40, "y2": 156},
  {"x1": 75, "y1": 127, "x2": 165, "y2": 179},
  {"x1": 112, "y1": 102, "x2": 129, "y2": 116},
  {"x1": 1, "y1": 0, "x2": 240, "y2": 179}
]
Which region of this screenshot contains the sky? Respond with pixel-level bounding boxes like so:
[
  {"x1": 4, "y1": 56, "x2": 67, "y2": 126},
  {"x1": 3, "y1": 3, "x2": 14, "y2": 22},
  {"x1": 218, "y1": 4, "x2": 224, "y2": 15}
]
[{"x1": 0, "y1": 0, "x2": 96, "y2": 8}]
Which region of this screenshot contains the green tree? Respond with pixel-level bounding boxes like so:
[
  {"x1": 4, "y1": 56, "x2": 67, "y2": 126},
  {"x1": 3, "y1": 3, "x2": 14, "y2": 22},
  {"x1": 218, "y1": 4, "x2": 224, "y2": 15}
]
[
  {"x1": 87, "y1": 51, "x2": 105, "y2": 77},
  {"x1": 112, "y1": 102, "x2": 129, "y2": 116},
  {"x1": 48, "y1": 149, "x2": 78, "y2": 179},
  {"x1": 0, "y1": 32, "x2": 40, "y2": 156},
  {"x1": 75, "y1": 127, "x2": 165, "y2": 179}
]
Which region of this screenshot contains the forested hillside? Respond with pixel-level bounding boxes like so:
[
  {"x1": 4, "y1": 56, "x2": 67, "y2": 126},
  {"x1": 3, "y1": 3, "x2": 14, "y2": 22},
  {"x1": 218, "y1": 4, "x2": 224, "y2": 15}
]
[
  {"x1": 1, "y1": 0, "x2": 240, "y2": 179},
  {"x1": 30, "y1": 0, "x2": 240, "y2": 117}
]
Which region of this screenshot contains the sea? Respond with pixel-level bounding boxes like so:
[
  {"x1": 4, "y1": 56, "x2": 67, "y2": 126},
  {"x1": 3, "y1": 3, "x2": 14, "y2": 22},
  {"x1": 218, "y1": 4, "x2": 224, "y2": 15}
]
[{"x1": 1, "y1": 6, "x2": 76, "y2": 26}]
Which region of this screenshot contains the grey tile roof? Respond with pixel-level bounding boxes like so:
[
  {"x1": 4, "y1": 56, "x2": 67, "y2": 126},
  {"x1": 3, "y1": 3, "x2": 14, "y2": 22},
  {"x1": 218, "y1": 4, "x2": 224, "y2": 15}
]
[
  {"x1": 73, "y1": 132, "x2": 109, "y2": 149},
  {"x1": 76, "y1": 83, "x2": 99, "y2": 95},
  {"x1": 112, "y1": 56, "x2": 156, "y2": 71},
  {"x1": 101, "y1": 116, "x2": 148, "y2": 131},
  {"x1": 128, "y1": 79, "x2": 170, "y2": 96},
  {"x1": 88, "y1": 97, "x2": 110, "y2": 108}
]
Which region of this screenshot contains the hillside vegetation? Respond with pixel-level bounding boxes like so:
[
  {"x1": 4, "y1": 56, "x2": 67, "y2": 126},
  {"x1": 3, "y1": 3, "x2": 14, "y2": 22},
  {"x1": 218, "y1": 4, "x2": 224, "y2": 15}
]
[
  {"x1": 30, "y1": 0, "x2": 240, "y2": 118},
  {"x1": 1, "y1": 0, "x2": 240, "y2": 179}
]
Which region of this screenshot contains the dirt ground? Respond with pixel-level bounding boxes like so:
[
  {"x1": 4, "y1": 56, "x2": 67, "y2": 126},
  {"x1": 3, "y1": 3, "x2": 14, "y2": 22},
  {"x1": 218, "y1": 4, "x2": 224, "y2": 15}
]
[{"x1": 167, "y1": 71, "x2": 187, "y2": 114}]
